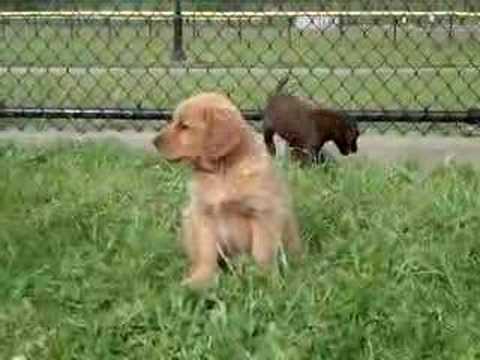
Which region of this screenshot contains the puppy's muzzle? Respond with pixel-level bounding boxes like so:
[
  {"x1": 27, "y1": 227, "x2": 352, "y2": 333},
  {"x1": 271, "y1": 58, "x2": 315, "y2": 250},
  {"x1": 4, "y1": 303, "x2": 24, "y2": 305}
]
[{"x1": 152, "y1": 133, "x2": 164, "y2": 151}]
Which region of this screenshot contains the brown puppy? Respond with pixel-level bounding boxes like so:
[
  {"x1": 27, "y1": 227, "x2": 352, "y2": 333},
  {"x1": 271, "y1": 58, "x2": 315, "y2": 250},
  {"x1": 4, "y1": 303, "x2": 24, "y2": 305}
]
[
  {"x1": 153, "y1": 92, "x2": 301, "y2": 288},
  {"x1": 263, "y1": 77, "x2": 360, "y2": 164}
]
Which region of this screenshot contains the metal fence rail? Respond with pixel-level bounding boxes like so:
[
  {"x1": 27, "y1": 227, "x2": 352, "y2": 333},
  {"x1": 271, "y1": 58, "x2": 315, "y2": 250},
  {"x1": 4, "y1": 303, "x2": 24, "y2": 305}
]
[{"x1": 0, "y1": 1, "x2": 479, "y2": 135}]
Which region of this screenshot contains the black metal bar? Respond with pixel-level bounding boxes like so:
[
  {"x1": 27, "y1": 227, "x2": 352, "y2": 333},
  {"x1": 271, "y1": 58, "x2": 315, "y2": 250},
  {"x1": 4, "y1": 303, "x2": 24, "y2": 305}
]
[
  {"x1": 345, "y1": 109, "x2": 479, "y2": 124},
  {"x1": 0, "y1": 107, "x2": 479, "y2": 125},
  {"x1": 0, "y1": 108, "x2": 171, "y2": 120},
  {"x1": 172, "y1": 0, "x2": 186, "y2": 61}
]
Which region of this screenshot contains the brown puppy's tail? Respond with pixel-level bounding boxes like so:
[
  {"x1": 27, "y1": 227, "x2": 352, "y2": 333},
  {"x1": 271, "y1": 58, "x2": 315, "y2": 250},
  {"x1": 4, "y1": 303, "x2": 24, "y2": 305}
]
[{"x1": 274, "y1": 74, "x2": 290, "y2": 95}]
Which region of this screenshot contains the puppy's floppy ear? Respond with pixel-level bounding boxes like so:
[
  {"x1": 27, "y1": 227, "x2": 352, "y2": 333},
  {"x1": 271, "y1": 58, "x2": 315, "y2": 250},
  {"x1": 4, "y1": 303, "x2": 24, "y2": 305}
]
[{"x1": 203, "y1": 106, "x2": 243, "y2": 160}]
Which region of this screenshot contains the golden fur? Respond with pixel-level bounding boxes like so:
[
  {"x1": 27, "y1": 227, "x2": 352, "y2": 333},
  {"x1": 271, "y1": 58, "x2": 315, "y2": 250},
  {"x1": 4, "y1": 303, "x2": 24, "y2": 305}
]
[{"x1": 153, "y1": 92, "x2": 301, "y2": 288}]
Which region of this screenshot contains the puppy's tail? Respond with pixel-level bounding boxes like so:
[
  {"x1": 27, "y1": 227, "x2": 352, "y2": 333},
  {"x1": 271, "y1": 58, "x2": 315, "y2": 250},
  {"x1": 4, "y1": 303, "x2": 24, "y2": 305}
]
[
  {"x1": 264, "y1": 74, "x2": 290, "y2": 124},
  {"x1": 274, "y1": 75, "x2": 290, "y2": 95}
]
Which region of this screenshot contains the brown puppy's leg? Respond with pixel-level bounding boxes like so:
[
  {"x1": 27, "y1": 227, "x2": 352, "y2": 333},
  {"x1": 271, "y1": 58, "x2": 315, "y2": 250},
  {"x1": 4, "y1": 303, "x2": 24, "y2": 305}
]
[
  {"x1": 316, "y1": 150, "x2": 327, "y2": 165},
  {"x1": 291, "y1": 146, "x2": 317, "y2": 166},
  {"x1": 290, "y1": 147, "x2": 310, "y2": 166},
  {"x1": 263, "y1": 128, "x2": 277, "y2": 156},
  {"x1": 180, "y1": 208, "x2": 218, "y2": 288},
  {"x1": 308, "y1": 140, "x2": 327, "y2": 165}
]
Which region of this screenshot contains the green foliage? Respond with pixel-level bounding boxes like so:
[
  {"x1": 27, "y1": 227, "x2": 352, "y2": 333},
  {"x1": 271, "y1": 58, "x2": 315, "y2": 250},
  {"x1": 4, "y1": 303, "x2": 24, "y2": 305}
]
[
  {"x1": 0, "y1": 0, "x2": 476, "y2": 11},
  {"x1": 0, "y1": 141, "x2": 479, "y2": 359}
]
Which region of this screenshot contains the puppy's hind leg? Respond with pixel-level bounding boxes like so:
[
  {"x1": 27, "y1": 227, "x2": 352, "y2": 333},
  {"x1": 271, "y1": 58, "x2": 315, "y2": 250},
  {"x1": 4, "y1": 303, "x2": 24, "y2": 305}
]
[
  {"x1": 310, "y1": 142, "x2": 327, "y2": 165},
  {"x1": 283, "y1": 211, "x2": 302, "y2": 256},
  {"x1": 249, "y1": 210, "x2": 288, "y2": 272},
  {"x1": 290, "y1": 147, "x2": 311, "y2": 168},
  {"x1": 263, "y1": 127, "x2": 277, "y2": 156}
]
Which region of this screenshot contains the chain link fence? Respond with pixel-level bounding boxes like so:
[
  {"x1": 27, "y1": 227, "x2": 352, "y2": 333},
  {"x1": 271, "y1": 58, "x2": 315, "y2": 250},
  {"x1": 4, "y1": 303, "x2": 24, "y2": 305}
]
[{"x1": 0, "y1": 0, "x2": 479, "y2": 134}]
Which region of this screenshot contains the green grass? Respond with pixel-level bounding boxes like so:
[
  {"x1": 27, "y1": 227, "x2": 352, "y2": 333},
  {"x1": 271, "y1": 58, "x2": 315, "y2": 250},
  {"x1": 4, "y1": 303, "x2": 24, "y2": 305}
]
[{"x1": 1, "y1": 141, "x2": 480, "y2": 359}]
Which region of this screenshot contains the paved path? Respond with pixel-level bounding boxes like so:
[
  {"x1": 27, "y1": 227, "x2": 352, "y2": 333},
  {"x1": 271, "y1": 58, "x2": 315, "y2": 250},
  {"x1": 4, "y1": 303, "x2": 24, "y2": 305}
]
[{"x1": 1, "y1": 130, "x2": 479, "y2": 169}]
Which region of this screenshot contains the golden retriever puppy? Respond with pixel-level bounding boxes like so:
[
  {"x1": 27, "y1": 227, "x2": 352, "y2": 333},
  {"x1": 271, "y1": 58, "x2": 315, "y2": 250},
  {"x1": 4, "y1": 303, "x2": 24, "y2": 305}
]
[{"x1": 152, "y1": 92, "x2": 301, "y2": 288}]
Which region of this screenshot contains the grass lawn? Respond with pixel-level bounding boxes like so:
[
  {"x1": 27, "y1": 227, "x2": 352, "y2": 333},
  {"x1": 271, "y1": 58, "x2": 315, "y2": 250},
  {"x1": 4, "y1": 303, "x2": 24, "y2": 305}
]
[
  {"x1": 1, "y1": 18, "x2": 480, "y2": 111},
  {"x1": 0, "y1": 141, "x2": 480, "y2": 358}
]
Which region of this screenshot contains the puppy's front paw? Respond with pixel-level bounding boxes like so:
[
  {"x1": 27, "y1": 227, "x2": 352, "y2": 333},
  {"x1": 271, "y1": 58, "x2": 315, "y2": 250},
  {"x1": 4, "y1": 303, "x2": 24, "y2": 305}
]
[{"x1": 181, "y1": 269, "x2": 216, "y2": 289}]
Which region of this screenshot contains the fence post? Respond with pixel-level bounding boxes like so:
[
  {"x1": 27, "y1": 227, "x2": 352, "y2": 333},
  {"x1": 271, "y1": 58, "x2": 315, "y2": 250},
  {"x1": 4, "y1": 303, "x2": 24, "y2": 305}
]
[
  {"x1": 0, "y1": 18, "x2": 5, "y2": 40},
  {"x1": 105, "y1": 18, "x2": 111, "y2": 41},
  {"x1": 237, "y1": 17, "x2": 242, "y2": 40},
  {"x1": 69, "y1": 18, "x2": 74, "y2": 40},
  {"x1": 34, "y1": 18, "x2": 39, "y2": 37},
  {"x1": 448, "y1": 14, "x2": 454, "y2": 38},
  {"x1": 147, "y1": 18, "x2": 152, "y2": 37},
  {"x1": 192, "y1": 17, "x2": 198, "y2": 38},
  {"x1": 172, "y1": 0, "x2": 186, "y2": 61},
  {"x1": 287, "y1": 16, "x2": 292, "y2": 46},
  {"x1": 393, "y1": 17, "x2": 398, "y2": 42},
  {"x1": 339, "y1": 15, "x2": 345, "y2": 36}
]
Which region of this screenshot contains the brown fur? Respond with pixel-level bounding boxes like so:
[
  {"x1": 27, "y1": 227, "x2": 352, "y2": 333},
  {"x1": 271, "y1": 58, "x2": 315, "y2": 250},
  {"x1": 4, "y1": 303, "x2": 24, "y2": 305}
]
[
  {"x1": 263, "y1": 78, "x2": 360, "y2": 163},
  {"x1": 153, "y1": 92, "x2": 301, "y2": 288}
]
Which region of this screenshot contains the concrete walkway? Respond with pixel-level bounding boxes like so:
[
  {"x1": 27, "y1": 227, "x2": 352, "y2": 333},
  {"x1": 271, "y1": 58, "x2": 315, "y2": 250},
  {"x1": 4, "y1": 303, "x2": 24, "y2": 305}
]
[{"x1": 1, "y1": 130, "x2": 479, "y2": 169}]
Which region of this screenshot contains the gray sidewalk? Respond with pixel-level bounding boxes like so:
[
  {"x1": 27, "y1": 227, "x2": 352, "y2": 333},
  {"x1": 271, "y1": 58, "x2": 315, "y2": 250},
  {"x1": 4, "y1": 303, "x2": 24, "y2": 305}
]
[{"x1": 1, "y1": 130, "x2": 479, "y2": 169}]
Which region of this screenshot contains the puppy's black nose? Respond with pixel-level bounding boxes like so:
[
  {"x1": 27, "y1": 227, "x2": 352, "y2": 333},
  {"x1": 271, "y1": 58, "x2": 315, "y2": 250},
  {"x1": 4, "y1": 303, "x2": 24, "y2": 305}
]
[{"x1": 152, "y1": 134, "x2": 163, "y2": 149}]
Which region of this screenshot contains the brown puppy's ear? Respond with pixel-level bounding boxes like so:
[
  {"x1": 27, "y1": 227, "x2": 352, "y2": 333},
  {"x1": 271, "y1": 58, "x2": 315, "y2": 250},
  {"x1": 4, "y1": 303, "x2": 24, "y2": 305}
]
[{"x1": 203, "y1": 106, "x2": 243, "y2": 160}]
